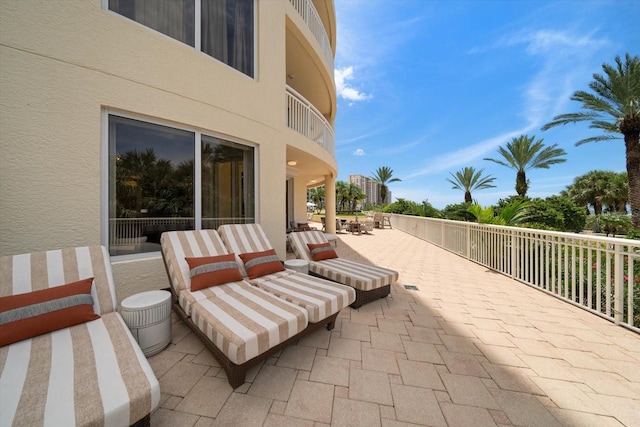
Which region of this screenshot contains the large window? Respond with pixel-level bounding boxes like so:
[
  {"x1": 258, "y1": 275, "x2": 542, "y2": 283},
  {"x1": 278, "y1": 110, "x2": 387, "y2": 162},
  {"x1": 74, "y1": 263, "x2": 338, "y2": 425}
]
[
  {"x1": 108, "y1": 0, "x2": 254, "y2": 77},
  {"x1": 108, "y1": 115, "x2": 255, "y2": 256}
]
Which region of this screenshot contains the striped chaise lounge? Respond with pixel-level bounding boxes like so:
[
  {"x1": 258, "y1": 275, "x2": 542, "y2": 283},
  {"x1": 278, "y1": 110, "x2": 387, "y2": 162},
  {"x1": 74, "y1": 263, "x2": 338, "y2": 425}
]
[
  {"x1": 288, "y1": 230, "x2": 399, "y2": 308},
  {"x1": 160, "y1": 229, "x2": 350, "y2": 389},
  {"x1": 0, "y1": 246, "x2": 160, "y2": 427},
  {"x1": 218, "y1": 224, "x2": 355, "y2": 321}
]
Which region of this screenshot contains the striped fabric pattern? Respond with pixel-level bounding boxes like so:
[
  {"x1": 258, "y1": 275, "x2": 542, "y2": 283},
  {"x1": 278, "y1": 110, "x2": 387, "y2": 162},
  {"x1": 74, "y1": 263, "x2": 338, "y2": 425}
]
[
  {"x1": 251, "y1": 272, "x2": 355, "y2": 322},
  {"x1": 0, "y1": 246, "x2": 117, "y2": 315},
  {"x1": 218, "y1": 223, "x2": 274, "y2": 277},
  {"x1": 160, "y1": 230, "x2": 310, "y2": 365},
  {"x1": 218, "y1": 224, "x2": 355, "y2": 322},
  {"x1": 0, "y1": 246, "x2": 160, "y2": 427},
  {"x1": 189, "y1": 281, "x2": 308, "y2": 365},
  {"x1": 289, "y1": 231, "x2": 399, "y2": 291},
  {"x1": 160, "y1": 229, "x2": 232, "y2": 293}
]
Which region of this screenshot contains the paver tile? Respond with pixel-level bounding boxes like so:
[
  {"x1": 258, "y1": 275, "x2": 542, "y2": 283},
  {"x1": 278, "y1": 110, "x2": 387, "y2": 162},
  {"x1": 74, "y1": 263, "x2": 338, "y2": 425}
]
[
  {"x1": 249, "y1": 365, "x2": 297, "y2": 401},
  {"x1": 332, "y1": 397, "x2": 381, "y2": 427},
  {"x1": 439, "y1": 402, "x2": 498, "y2": 427},
  {"x1": 212, "y1": 393, "x2": 271, "y2": 426},
  {"x1": 440, "y1": 372, "x2": 500, "y2": 410},
  {"x1": 284, "y1": 380, "x2": 334, "y2": 423},
  {"x1": 491, "y1": 389, "x2": 562, "y2": 427},
  {"x1": 328, "y1": 336, "x2": 362, "y2": 361},
  {"x1": 391, "y1": 383, "x2": 446, "y2": 426},
  {"x1": 370, "y1": 329, "x2": 404, "y2": 351},
  {"x1": 349, "y1": 368, "x2": 393, "y2": 406},
  {"x1": 403, "y1": 340, "x2": 444, "y2": 364},
  {"x1": 362, "y1": 347, "x2": 400, "y2": 375},
  {"x1": 175, "y1": 376, "x2": 232, "y2": 418},
  {"x1": 398, "y1": 359, "x2": 444, "y2": 390},
  {"x1": 309, "y1": 355, "x2": 350, "y2": 386},
  {"x1": 276, "y1": 345, "x2": 316, "y2": 370}
]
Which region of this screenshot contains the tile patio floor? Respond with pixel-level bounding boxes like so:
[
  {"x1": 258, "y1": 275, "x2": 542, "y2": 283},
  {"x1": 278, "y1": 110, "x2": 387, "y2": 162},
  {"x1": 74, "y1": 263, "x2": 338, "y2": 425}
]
[{"x1": 147, "y1": 224, "x2": 640, "y2": 426}]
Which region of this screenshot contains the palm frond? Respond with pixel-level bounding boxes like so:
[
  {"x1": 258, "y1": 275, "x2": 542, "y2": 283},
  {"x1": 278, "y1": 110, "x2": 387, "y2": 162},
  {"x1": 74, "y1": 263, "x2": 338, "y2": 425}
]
[{"x1": 575, "y1": 134, "x2": 620, "y2": 146}]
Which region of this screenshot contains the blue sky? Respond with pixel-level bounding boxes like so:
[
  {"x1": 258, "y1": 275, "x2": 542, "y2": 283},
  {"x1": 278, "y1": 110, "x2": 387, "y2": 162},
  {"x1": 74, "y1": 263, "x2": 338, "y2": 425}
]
[{"x1": 333, "y1": 0, "x2": 639, "y2": 209}]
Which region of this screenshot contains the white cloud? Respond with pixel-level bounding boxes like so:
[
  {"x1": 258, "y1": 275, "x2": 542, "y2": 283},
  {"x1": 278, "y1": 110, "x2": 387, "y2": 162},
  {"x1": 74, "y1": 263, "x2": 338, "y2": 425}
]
[
  {"x1": 335, "y1": 67, "x2": 372, "y2": 102},
  {"x1": 352, "y1": 148, "x2": 366, "y2": 156}
]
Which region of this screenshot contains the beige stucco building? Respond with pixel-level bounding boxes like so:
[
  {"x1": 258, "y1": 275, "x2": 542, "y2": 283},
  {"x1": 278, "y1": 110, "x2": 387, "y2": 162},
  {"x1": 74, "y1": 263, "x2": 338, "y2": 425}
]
[{"x1": 0, "y1": 0, "x2": 338, "y2": 300}]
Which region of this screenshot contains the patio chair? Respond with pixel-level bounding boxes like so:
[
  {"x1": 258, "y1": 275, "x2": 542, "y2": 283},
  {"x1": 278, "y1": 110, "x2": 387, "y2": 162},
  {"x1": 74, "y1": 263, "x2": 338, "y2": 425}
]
[
  {"x1": 373, "y1": 212, "x2": 383, "y2": 228},
  {"x1": 288, "y1": 230, "x2": 399, "y2": 308},
  {"x1": 218, "y1": 223, "x2": 355, "y2": 322},
  {"x1": 0, "y1": 246, "x2": 160, "y2": 427},
  {"x1": 160, "y1": 228, "x2": 352, "y2": 388},
  {"x1": 161, "y1": 229, "x2": 314, "y2": 388}
]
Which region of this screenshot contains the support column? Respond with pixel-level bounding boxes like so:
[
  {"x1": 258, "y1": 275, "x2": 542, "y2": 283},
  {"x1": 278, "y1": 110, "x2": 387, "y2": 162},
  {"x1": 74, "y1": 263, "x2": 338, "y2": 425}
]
[{"x1": 325, "y1": 175, "x2": 336, "y2": 233}]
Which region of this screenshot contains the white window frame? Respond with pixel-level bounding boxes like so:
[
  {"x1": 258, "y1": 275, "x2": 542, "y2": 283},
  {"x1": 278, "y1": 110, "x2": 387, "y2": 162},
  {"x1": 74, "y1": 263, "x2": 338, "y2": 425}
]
[
  {"x1": 101, "y1": 109, "x2": 258, "y2": 260},
  {"x1": 102, "y1": 0, "x2": 258, "y2": 79}
]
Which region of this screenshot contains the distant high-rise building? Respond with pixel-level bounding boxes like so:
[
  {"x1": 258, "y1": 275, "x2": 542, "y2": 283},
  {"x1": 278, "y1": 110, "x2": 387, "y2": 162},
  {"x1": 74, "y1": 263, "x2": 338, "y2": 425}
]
[{"x1": 349, "y1": 174, "x2": 385, "y2": 205}]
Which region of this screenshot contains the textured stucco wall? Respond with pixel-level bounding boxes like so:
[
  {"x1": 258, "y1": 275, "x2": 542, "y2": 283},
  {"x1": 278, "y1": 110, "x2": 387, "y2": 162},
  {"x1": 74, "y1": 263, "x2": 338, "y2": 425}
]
[{"x1": 0, "y1": 0, "x2": 294, "y2": 294}]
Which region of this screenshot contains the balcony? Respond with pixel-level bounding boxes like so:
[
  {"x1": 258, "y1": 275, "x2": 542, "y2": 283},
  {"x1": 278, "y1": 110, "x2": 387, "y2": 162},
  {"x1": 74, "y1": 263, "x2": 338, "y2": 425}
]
[
  {"x1": 286, "y1": 85, "x2": 335, "y2": 156},
  {"x1": 288, "y1": 0, "x2": 334, "y2": 71},
  {"x1": 148, "y1": 219, "x2": 640, "y2": 425}
]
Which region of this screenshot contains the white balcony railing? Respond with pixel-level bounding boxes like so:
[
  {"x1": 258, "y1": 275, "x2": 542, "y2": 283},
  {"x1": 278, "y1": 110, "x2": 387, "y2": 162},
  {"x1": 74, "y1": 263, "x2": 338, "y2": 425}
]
[
  {"x1": 391, "y1": 214, "x2": 640, "y2": 333},
  {"x1": 108, "y1": 217, "x2": 254, "y2": 256},
  {"x1": 289, "y1": 0, "x2": 334, "y2": 70},
  {"x1": 286, "y1": 86, "x2": 335, "y2": 156}
]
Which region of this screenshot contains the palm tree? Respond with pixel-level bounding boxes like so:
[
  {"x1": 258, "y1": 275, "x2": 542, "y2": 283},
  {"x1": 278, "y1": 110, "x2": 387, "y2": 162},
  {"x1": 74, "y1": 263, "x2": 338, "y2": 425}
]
[
  {"x1": 371, "y1": 166, "x2": 401, "y2": 205},
  {"x1": 335, "y1": 180, "x2": 348, "y2": 212},
  {"x1": 484, "y1": 134, "x2": 567, "y2": 197},
  {"x1": 542, "y1": 54, "x2": 640, "y2": 228},
  {"x1": 467, "y1": 199, "x2": 530, "y2": 226},
  {"x1": 308, "y1": 186, "x2": 325, "y2": 213},
  {"x1": 343, "y1": 183, "x2": 364, "y2": 212},
  {"x1": 563, "y1": 170, "x2": 613, "y2": 215},
  {"x1": 446, "y1": 167, "x2": 496, "y2": 203}
]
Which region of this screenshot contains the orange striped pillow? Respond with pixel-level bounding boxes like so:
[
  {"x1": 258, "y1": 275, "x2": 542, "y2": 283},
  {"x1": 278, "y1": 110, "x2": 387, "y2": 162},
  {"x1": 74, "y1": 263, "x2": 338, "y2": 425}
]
[
  {"x1": 0, "y1": 278, "x2": 100, "y2": 346},
  {"x1": 239, "y1": 249, "x2": 285, "y2": 279},
  {"x1": 186, "y1": 254, "x2": 243, "y2": 291},
  {"x1": 307, "y1": 242, "x2": 338, "y2": 261}
]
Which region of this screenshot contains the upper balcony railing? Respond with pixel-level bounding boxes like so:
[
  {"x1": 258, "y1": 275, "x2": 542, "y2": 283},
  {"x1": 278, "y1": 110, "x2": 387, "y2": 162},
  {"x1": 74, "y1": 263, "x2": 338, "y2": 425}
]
[
  {"x1": 391, "y1": 214, "x2": 640, "y2": 333},
  {"x1": 289, "y1": 0, "x2": 334, "y2": 70},
  {"x1": 286, "y1": 85, "x2": 335, "y2": 156}
]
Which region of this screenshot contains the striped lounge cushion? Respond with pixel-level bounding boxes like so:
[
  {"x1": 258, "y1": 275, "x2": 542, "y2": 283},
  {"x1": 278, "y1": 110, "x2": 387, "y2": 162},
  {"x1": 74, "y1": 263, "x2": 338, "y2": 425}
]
[
  {"x1": 288, "y1": 230, "x2": 399, "y2": 291},
  {"x1": 188, "y1": 281, "x2": 308, "y2": 365},
  {"x1": 218, "y1": 224, "x2": 357, "y2": 320},
  {"x1": 309, "y1": 258, "x2": 399, "y2": 292},
  {"x1": 0, "y1": 245, "x2": 160, "y2": 427},
  {"x1": 0, "y1": 312, "x2": 160, "y2": 427},
  {"x1": 251, "y1": 271, "x2": 355, "y2": 323}
]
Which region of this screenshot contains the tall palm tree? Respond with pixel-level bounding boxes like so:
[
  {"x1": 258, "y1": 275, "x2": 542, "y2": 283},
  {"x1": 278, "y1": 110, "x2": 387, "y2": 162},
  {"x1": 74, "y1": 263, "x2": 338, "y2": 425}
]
[
  {"x1": 346, "y1": 183, "x2": 366, "y2": 212},
  {"x1": 309, "y1": 186, "x2": 325, "y2": 213},
  {"x1": 371, "y1": 166, "x2": 401, "y2": 205},
  {"x1": 542, "y1": 54, "x2": 640, "y2": 228},
  {"x1": 563, "y1": 170, "x2": 613, "y2": 215},
  {"x1": 484, "y1": 134, "x2": 567, "y2": 197},
  {"x1": 446, "y1": 167, "x2": 496, "y2": 203},
  {"x1": 335, "y1": 180, "x2": 348, "y2": 212}
]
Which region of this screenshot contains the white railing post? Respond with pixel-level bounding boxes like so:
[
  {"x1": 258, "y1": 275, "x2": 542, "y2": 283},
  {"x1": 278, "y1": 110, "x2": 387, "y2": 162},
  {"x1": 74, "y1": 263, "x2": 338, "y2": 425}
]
[
  {"x1": 614, "y1": 243, "x2": 624, "y2": 324},
  {"x1": 510, "y1": 228, "x2": 517, "y2": 279}
]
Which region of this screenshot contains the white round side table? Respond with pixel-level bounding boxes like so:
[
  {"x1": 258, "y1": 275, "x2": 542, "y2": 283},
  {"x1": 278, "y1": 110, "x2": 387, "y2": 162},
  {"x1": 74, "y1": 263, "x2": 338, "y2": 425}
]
[
  {"x1": 284, "y1": 259, "x2": 309, "y2": 275},
  {"x1": 121, "y1": 290, "x2": 172, "y2": 357}
]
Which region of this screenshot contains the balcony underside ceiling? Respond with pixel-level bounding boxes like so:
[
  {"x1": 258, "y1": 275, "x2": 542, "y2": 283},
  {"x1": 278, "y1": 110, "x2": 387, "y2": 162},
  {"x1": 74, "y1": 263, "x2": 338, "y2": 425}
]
[
  {"x1": 285, "y1": 24, "x2": 334, "y2": 121},
  {"x1": 286, "y1": 145, "x2": 335, "y2": 187}
]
